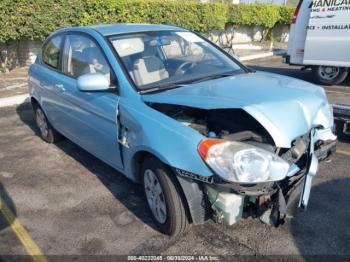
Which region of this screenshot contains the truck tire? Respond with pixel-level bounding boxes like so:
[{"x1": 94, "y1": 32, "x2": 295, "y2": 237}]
[
  {"x1": 141, "y1": 156, "x2": 190, "y2": 237},
  {"x1": 312, "y1": 65, "x2": 348, "y2": 85}
]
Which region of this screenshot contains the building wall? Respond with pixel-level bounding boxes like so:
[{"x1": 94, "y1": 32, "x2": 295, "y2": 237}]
[
  {"x1": 0, "y1": 40, "x2": 41, "y2": 71},
  {"x1": 208, "y1": 24, "x2": 289, "y2": 46}
]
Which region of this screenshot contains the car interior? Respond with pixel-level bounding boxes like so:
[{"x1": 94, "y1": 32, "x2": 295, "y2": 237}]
[
  {"x1": 58, "y1": 32, "x2": 240, "y2": 91},
  {"x1": 112, "y1": 33, "x2": 231, "y2": 89},
  {"x1": 63, "y1": 36, "x2": 111, "y2": 85}
]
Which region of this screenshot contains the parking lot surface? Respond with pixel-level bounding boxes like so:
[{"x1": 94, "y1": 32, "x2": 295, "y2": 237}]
[{"x1": 1, "y1": 57, "x2": 350, "y2": 260}]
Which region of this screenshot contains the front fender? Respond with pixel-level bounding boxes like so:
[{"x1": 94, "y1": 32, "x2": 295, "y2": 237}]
[{"x1": 118, "y1": 98, "x2": 213, "y2": 181}]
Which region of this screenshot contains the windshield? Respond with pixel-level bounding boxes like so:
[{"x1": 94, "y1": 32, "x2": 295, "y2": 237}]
[{"x1": 109, "y1": 31, "x2": 245, "y2": 92}]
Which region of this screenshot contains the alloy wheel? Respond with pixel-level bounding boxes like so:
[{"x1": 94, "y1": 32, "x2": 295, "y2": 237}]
[
  {"x1": 143, "y1": 169, "x2": 167, "y2": 224},
  {"x1": 36, "y1": 108, "x2": 48, "y2": 138}
]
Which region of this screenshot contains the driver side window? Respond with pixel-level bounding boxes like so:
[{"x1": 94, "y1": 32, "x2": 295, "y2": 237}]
[{"x1": 62, "y1": 35, "x2": 111, "y2": 85}]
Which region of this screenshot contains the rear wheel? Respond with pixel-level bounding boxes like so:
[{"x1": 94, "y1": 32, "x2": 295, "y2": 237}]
[
  {"x1": 141, "y1": 157, "x2": 190, "y2": 237},
  {"x1": 312, "y1": 65, "x2": 348, "y2": 85},
  {"x1": 34, "y1": 105, "x2": 62, "y2": 143}
]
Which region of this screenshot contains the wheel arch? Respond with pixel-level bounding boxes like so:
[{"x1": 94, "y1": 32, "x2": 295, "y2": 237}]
[
  {"x1": 132, "y1": 150, "x2": 210, "y2": 225},
  {"x1": 30, "y1": 96, "x2": 40, "y2": 109}
]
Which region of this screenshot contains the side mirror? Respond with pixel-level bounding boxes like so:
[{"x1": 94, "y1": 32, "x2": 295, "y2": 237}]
[{"x1": 77, "y1": 73, "x2": 110, "y2": 92}]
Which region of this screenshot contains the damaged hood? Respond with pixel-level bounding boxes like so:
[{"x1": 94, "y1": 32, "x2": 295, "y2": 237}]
[{"x1": 142, "y1": 71, "x2": 333, "y2": 147}]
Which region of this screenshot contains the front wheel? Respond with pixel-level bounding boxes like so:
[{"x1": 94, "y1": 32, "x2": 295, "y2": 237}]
[
  {"x1": 312, "y1": 65, "x2": 348, "y2": 85},
  {"x1": 141, "y1": 157, "x2": 190, "y2": 236}
]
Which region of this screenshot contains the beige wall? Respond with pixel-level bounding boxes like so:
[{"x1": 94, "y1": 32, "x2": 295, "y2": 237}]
[
  {"x1": 0, "y1": 40, "x2": 41, "y2": 71},
  {"x1": 208, "y1": 24, "x2": 290, "y2": 46}
]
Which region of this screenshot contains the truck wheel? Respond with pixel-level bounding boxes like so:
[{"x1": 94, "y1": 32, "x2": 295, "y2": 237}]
[
  {"x1": 34, "y1": 105, "x2": 62, "y2": 143},
  {"x1": 312, "y1": 66, "x2": 348, "y2": 85},
  {"x1": 141, "y1": 157, "x2": 190, "y2": 237}
]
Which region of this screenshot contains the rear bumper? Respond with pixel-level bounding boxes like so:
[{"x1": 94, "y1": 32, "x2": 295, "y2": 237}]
[
  {"x1": 333, "y1": 104, "x2": 350, "y2": 121},
  {"x1": 333, "y1": 104, "x2": 350, "y2": 135}
]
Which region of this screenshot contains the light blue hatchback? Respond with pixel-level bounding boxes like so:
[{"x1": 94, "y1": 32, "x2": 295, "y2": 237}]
[{"x1": 29, "y1": 23, "x2": 337, "y2": 236}]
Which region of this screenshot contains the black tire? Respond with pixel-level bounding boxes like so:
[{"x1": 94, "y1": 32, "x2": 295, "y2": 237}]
[
  {"x1": 312, "y1": 65, "x2": 348, "y2": 85},
  {"x1": 33, "y1": 104, "x2": 63, "y2": 143},
  {"x1": 141, "y1": 156, "x2": 190, "y2": 237}
]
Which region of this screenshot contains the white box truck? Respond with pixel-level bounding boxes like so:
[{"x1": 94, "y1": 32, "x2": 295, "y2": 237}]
[{"x1": 286, "y1": 0, "x2": 350, "y2": 85}]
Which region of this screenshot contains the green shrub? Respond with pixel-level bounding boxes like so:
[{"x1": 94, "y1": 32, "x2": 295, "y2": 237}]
[
  {"x1": 0, "y1": 0, "x2": 294, "y2": 43},
  {"x1": 278, "y1": 5, "x2": 295, "y2": 25},
  {"x1": 81, "y1": 0, "x2": 229, "y2": 32},
  {"x1": 228, "y1": 4, "x2": 281, "y2": 29}
]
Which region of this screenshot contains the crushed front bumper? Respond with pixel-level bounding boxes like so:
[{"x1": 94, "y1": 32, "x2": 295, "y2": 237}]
[
  {"x1": 298, "y1": 128, "x2": 337, "y2": 209},
  {"x1": 204, "y1": 127, "x2": 337, "y2": 226}
]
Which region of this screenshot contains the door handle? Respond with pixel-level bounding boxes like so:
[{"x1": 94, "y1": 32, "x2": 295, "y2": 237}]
[{"x1": 55, "y1": 84, "x2": 66, "y2": 93}]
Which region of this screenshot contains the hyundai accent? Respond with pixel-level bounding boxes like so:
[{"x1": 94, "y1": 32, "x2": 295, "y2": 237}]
[{"x1": 28, "y1": 24, "x2": 337, "y2": 236}]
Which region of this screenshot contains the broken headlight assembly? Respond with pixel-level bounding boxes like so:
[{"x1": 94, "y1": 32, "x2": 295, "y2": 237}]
[{"x1": 198, "y1": 139, "x2": 290, "y2": 184}]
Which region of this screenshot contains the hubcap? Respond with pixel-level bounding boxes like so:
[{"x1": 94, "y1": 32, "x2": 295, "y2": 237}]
[
  {"x1": 318, "y1": 66, "x2": 340, "y2": 80},
  {"x1": 36, "y1": 108, "x2": 48, "y2": 137},
  {"x1": 143, "y1": 169, "x2": 167, "y2": 224}
]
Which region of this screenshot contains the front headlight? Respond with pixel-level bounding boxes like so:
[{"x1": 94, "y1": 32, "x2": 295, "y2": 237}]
[{"x1": 198, "y1": 139, "x2": 289, "y2": 184}]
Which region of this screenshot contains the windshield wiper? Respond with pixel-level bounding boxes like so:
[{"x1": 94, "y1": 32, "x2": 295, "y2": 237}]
[
  {"x1": 189, "y1": 72, "x2": 235, "y2": 84},
  {"x1": 139, "y1": 72, "x2": 236, "y2": 94},
  {"x1": 139, "y1": 83, "x2": 189, "y2": 94}
]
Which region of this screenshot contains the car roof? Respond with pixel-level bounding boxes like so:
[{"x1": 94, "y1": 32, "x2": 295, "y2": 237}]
[{"x1": 75, "y1": 23, "x2": 186, "y2": 36}]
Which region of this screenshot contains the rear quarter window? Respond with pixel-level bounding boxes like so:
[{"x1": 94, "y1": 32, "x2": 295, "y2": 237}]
[{"x1": 42, "y1": 35, "x2": 63, "y2": 69}]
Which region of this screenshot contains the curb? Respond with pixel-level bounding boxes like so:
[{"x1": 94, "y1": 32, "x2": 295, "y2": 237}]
[
  {"x1": 239, "y1": 50, "x2": 286, "y2": 62},
  {"x1": 0, "y1": 51, "x2": 286, "y2": 108},
  {"x1": 0, "y1": 94, "x2": 30, "y2": 108}
]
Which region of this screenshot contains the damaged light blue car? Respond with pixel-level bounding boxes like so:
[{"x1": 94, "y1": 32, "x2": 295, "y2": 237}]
[{"x1": 28, "y1": 24, "x2": 337, "y2": 236}]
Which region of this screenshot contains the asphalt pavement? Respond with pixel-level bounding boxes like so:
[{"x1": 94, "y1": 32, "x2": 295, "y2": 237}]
[{"x1": 0, "y1": 56, "x2": 349, "y2": 260}]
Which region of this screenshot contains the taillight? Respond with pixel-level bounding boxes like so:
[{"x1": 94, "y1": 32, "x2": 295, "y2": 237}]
[
  {"x1": 291, "y1": 0, "x2": 303, "y2": 24},
  {"x1": 291, "y1": 7, "x2": 299, "y2": 24}
]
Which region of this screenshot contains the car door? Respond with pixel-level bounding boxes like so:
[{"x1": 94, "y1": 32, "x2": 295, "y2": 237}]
[
  {"x1": 38, "y1": 34, "x2": 68, "y2": 129},
  {"x1": 57, "y1": 33, "x2": 123, "y2": 170}
]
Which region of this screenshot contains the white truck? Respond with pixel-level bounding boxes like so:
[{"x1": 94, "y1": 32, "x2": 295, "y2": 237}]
[{"x1": 286, "y1": 0, "x2": 350, "y2": 85}]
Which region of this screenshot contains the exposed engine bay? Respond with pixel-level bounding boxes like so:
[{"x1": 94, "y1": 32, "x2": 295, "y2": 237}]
[
  {"x1": 148, "y1": 103, "x2": 320, "y2": 166},
  {"x1": 148, "y1": 102, "x2": 337, "y2": 227},
  {"x1": 149, "y1": 103, "x2": 275, "y2": 149}
]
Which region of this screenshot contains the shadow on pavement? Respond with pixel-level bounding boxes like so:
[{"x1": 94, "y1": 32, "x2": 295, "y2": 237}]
[
  {"x1": 289, "y1": 178, "x2": 350, "y2": 257},
  {"x1": 15, "y1": 103, "x2": 160, "y2": 234},
  {"x1": 0, "y1": 182, "x2": 17, "y2": 231}
]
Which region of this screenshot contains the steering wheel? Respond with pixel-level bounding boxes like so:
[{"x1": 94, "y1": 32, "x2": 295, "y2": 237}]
[{"x1": 175, "y1": 61, "x2": 197, "y2": 75}]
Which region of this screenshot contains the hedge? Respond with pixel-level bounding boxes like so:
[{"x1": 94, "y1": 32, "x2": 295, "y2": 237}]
[{"x1": 0, "y1": 0, "x2": 294, "y2": 43}]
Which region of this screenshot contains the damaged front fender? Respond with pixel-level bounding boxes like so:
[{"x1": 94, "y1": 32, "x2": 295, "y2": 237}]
[{"x1": 117, "y1": 98, "x2": 212, "y2": 182}]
